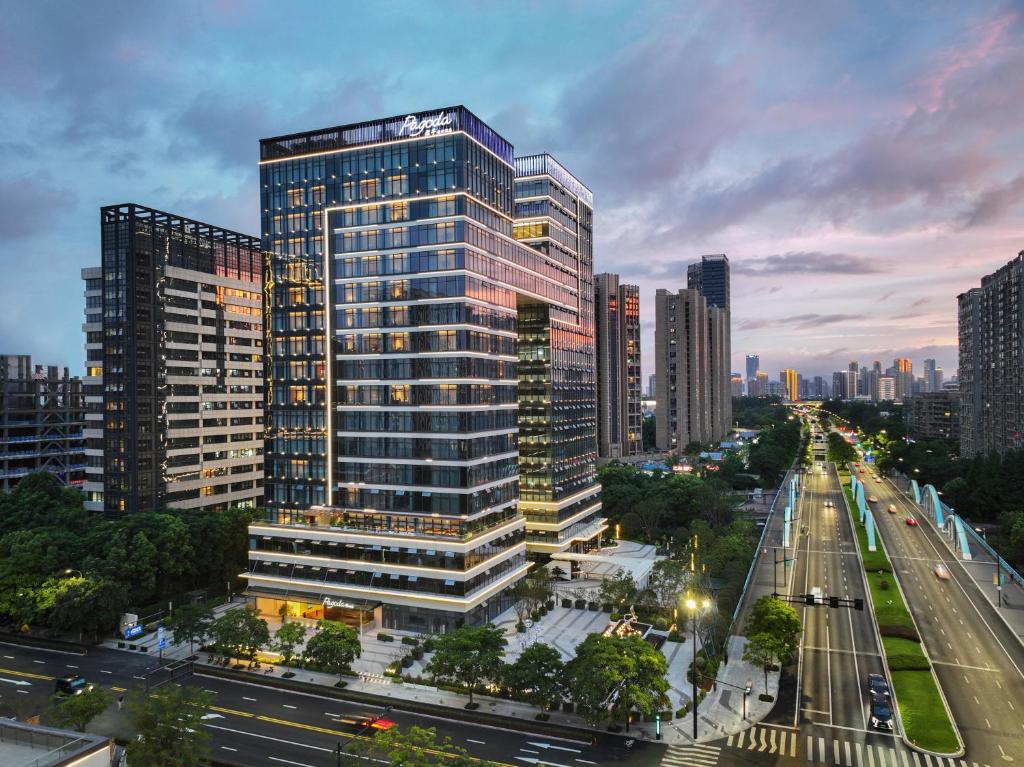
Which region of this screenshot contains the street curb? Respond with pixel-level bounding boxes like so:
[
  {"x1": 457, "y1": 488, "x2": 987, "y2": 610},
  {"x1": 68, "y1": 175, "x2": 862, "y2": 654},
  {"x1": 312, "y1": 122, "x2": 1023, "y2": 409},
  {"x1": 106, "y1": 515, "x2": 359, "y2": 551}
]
[
  {"x1": 0, "y1": 633, "x2": 88, "y2": 656},
  {"x1": 195, "y1": 665, "x2": 625, "y2": 747},
  {"x1": 847, "y1": 467, "x2": 966, "y2": 759}
]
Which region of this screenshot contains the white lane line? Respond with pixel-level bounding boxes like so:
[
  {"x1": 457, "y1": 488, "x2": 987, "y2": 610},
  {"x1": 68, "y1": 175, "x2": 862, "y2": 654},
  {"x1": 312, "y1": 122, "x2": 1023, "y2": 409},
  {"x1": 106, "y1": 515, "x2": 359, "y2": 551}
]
[
  {"x1": 242, "y1": 696, "x2": 257, "y2": 702},
  {"x1": 282, "y1": 704, "x2": 296, "y2": 709},
  {"x1": 32, "y1": 660, "x2": 44, "y2": 664},
  {"x1": 819, "y1": 737, "x2": 826, "y2": 763},
  {"x1": 100, "y1": 669, "x2": 111, "y2": 674},
  {"x1": 16, "y1": 690, "x2": 28, "y2": 694},
  {"x1": 220, "y1": 746, "x2": 238, "y2": 752},
  {"x1": 466, "y1": 739, "x2": 486, "y2": 745},
  {"x1": 1009, "y1": 700, "x2": 1016, "y2": 711},
  {"x1": 521, "y1": 749, "x2": 540, "y2": 754},
  {"x1": 833, "y1": 739, "x2": 839, "y2": 764},
  {"x1": 575, "y1": 760, "x2": 597, "y2": 765},
  {"x1": 845, "y1": 740, "x2": 852, "y2": 766},
  {"x1": 205, "y1": 723, "x2": 332, "y2": 755},
  {"x1": 973, "y1": 695, "x2": 980, "y2": 705},
  {"x1": 2, "y1": 656, "x2": 12, "y2": 659},
  {"x1": 324, "y1": 711, "x2": 340, "y2": 716},
  {"x1": 867, "y1": 743, "x2": 876, "y2": 767},
  {"x1": 66, "y1": 664, "x2": 78, "y2": 669},
  {"x1": 807, "y1": 735, "x2": 813, "y2": 761},
  {"x1": 269, "y1": 758, "x2": 315, "y2": 767}
]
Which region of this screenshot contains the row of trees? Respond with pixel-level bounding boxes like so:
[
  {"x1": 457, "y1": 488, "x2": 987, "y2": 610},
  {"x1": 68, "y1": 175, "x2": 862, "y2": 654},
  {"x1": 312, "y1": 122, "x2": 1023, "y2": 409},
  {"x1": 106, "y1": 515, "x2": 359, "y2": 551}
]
[
  {"x1": 741, "y1": 595, "x2": 802, "y2": 692},
  {"x1": 0, "y1": 473, "x2": 254, "y2": 640},
  {"x1": 421, "y1": 623, "x2": 669, "y2": 727}
]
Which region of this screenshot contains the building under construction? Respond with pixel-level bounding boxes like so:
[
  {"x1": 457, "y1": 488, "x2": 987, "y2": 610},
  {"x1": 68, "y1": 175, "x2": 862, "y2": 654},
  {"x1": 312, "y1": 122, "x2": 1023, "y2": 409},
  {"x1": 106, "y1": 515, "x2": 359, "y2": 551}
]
[{"x1": 0, "y1": 355, "x2": 85, "y2": 491}]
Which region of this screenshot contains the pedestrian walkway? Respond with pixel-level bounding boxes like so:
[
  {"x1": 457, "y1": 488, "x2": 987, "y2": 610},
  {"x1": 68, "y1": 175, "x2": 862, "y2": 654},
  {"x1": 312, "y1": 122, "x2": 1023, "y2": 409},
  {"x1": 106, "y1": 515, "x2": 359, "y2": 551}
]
[
  {"x1": 725, "y1": 724, "x2": 798, "y2": 757},
  {"x1": 661, "y1": 742, "x2": 722, "y2": 767}
]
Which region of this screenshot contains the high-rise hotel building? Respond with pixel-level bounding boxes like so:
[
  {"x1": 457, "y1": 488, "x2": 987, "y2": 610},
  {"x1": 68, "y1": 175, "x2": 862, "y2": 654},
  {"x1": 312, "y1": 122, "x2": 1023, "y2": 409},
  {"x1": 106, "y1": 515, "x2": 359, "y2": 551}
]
[
  {"x1": 250, "y1": 107, "x2": 603, "y2": 633},
  {"x1": 594, "y1": 273, "x2": 641, "y2": 459},
  {"x1": 82, "y1": 204, "x2": 264, "y2": 514}
]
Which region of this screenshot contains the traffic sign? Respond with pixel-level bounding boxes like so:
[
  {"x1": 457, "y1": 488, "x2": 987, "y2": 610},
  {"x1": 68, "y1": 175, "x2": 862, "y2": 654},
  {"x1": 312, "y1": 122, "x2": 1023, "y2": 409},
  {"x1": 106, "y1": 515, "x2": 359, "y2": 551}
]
[{"x1": 157, "y1": 625, "x2": 167, "y2": 649}]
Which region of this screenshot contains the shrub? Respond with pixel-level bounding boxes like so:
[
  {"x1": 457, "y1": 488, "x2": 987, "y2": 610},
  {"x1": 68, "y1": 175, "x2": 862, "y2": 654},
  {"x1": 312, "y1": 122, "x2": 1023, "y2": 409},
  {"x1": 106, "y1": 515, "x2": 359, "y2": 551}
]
[
  {"x1": 117, "y1": 641, "x2": 125, "y2": 648},
  {"x1": 759, "y1": 693, "x2": 775, "y2": 702},
  {"x1": 333, "y1": 680, "x2": 347, "y2": 689},
  {"x1": 574, "y1": 600, "x2": 586, "y2": 609},
  {"x1": 516, "y1": 622, "x2": 526, "y2": 633},
  {"x1": 401, "y1": 656, "x2": 413, "y2": 668},
  {"x1": 401, "y1": 636, "x2": 419, "y2": 646},
  {"x1": 654, "y1": 617, "x2": 669, "y2": 631},
  {"x1": 562, "y1": 701, "x2": 574, "y2": 712},
  {"x1": 561, "y1": 598, "x2": 572, "y2": 608},
  {"x1": 281, "y1": 671, "x2": 296, "y2": 679},
  {"x1": 661, "y1": 710, "x2": 673, "y2": 721},
  {"x1": 879, "y1": 625, "x2": 920, "y2": 642},
  {"x1": 140, "y1": 646, "x2": 148, "y2": 653},
  {"x1": 667, "y1": 631, "x2": 686, "y2": 642},
  {"x1": 546, "y1": 600, "x2": 555, "y2": 610},
  {"x1": 531, "y1": 611, "x2": 540, "y2": 621},
  {"x1": 411, "y1": 647, "x2": 424, "y2": 660},
  {"x1": 422, "y1": 638, "x2": 435, "y2": 652},
  {"x1": 538, "y1": 605, "x2": 547, "y2": 616},
  {"x1": 676, "y1": 706, "x2": 690, "y2": 718},
  {"x1": 887, "y1": 653, "x2": 931, "y2": 671},
  {"x1": 587, "y1": 602, "x2": 599, "y2": 611},
  {"x1": 377, "y1": 633, "x2": 394, "y2": 642},
  {"x1": 128, "y1": 644, "x2": 136, "y2": 650},
  {"x1": 465, "y1": 702, "x2": 479, "y2": 710},
  {"x1": 609, "y1": 612, "x2": 621, "y2": 621},
  {"x1": 879, "y1": 579, "x2": 890, "y2": 591}
]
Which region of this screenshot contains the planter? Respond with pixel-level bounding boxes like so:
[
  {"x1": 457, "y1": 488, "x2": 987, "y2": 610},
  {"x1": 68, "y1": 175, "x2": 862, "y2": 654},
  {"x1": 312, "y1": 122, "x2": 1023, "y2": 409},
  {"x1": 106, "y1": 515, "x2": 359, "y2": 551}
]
[
  {"x1": 465, "y1": 702, "x2": 479, "y2": 710},
  {"x1": 281, "y1": 671, "x2": 296, "y2": 679},
  {"x1": 587, "y1": 602, "x2": 599, "y2": 611},
  {"x1": 561, "y1": 598, "x2": 572, "y2": 609},
  {"x1": 401, "y1": 636, "x2": 419, "y2": 646},
  {"x1": 574, "y1": 600, "x2": 586, "y2": 609},
  {"x1": 377, "y1": 633, "x2": 394, "y2": 642},
  {"x1": 546, "y1": 601, "x2": 555, "y2": 610}
]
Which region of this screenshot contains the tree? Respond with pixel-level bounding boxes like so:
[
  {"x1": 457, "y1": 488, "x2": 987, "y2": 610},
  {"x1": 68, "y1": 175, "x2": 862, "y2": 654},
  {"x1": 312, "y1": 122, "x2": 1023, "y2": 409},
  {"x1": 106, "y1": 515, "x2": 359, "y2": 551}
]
[
  {"x1": 48, "y1": 685, "x2": 110, "y2": 731},
  {"x1": 501, "y1": 643, "x2": 564, "y2": 709},
  {"x1": 743, "y1": 596, "x2": 801, "y2": 690},
  {"x1": 302, "y1": 620, "x2": 360, "y2": 677},
  {"x1": 349, "y1": 724, "x2": 484, "y2": 766},
  {"x1": 166, "y1": 601, "x2": 214, "y2": 656},
  {"x1": 563, "y1": 633, "x2": 669, "y2": 729},
  {"x1": 424, "y1": 624, "x2": 506, "y2": 706},
  {"x1": 209, "y1": 606, "x2": 269, "y2": 665},
  {"x1": 34, "y1": 575, "x2": 126, "y2": 642},
  {"x1": 598, "y1": 570, "x2": 638, "y2": 609},
  {"x1": 646, "y1": 559, "x2": 691, "y2": 612},
  {"x1": 274, "y1": 620, "x2": 307, "y2": 667},
  {"x1": 126, "y1": 685, "x2": 214, "y2": 767},
  {"x1": 826, "y1": 432, "x2": 858, "y2": 465}
]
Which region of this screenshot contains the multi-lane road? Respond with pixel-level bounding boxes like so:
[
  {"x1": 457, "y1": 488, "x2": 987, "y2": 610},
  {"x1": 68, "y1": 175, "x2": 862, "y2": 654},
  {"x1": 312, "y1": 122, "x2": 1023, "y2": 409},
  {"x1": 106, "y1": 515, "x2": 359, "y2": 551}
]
[
  {"x1": 0, "y1": 641, "x2": 657, "y2": 766},
  {"x1": 861, "y1": 469, "x2": 1024, "y2": 766}
]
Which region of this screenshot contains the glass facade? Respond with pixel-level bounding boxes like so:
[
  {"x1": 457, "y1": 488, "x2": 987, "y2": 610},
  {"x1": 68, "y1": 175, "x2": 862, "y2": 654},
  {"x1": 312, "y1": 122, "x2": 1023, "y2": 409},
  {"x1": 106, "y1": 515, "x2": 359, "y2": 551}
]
[{"x1": 253, "y1": 108, "x2": 602, "y2": 632}]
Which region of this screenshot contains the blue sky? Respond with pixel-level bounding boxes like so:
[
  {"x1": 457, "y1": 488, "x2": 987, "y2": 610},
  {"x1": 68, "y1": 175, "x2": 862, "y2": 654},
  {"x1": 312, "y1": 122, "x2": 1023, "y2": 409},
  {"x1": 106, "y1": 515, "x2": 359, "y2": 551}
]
[{"x1": 1, "y1": 0, "x2": 1022, "y2": 380}]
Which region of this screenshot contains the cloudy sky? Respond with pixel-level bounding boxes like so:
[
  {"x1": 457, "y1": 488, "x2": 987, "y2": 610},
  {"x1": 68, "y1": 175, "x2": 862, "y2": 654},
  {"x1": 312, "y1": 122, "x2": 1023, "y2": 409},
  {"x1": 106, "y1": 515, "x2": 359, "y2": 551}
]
[{"x1": 1, "y1": 0, "x2": 1022, "y2": 380}]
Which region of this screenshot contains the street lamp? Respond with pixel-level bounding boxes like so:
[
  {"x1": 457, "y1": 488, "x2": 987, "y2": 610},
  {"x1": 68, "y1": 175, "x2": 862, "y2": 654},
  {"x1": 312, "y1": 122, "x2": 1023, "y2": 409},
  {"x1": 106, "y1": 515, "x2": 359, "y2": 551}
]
[
  {"x1": 685, "y1": 597, "x2": 711, "y2": 740},
  {"x1": 63, "y1": 569, "x2": 83, "y2": 579},
  {"x1": 743, "y1": 679, "x2": 752, "y2": 719}
]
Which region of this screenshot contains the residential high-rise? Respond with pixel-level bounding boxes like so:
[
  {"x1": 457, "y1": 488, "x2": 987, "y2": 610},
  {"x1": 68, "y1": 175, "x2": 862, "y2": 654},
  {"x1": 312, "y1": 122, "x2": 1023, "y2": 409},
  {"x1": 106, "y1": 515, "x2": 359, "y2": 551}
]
[
  {"x1": 85, "y1": 204, "x2": 264, "y2": 515},
  {"x1": 832, "y1": 371, "x2": 846, "y2": 400},
  {"x1": 923, "y1": 359, "x2": 937, "y2": 393},
  {"x1": 754, "y1": 370, "x2": 769, "y2": 397},
  {"x1": 707, "y1": 301, "x2": 731, "y2": 439},
  {"x1": 958, "y1": 254, "x2": 1024, "y2": 457},
  {"x1": 0, "y1": 356, "x2": 84, "y2": 492},
  {"x1": 905, "y1": 391, "x2": 959, "y2": 441},
  {"x1": 893, "y1": 358, "x2": 913, "y2": 401},
  {"x1": 594, "y1": 274, "x2": 641, "y2": 458},
  {"x1": 648, "y1": 374, "x2": 656, "y2": 399},
  {"x1": 845, "y1": 361, "x2": 859, "y2": 401},
  {"x1": 781, "y1": 368, "x2": 799, "y2": 401},
  {"x1": 687, "y1": 254, "x2": 730, "y2": 310},
  {"x1": 251, "y1": 107, "x2": 603, "y2": 633},
  {"x1": 877, "y1": 376, "x2": 896, "y2": 401},
  {"x1": 655, "y1": 289, "x2": 709, "y2": 449}
]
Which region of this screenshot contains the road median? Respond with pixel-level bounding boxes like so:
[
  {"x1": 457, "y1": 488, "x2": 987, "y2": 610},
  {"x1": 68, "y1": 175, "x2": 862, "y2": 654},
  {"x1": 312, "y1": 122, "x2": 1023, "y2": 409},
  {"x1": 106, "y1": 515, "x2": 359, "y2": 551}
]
[{"x1": 840, "y1": 469, "x2": 962, "y2": 756}]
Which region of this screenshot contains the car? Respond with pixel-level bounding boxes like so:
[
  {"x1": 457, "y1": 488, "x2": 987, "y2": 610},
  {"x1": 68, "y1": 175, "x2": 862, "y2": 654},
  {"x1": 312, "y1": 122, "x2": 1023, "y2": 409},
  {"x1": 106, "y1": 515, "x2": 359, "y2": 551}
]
[
  {"x1": 859, "y1": 468, "x2": 866, "y2": 474},
  {"x1": 867, "y1": 673, "x2": 890, "y2": 698},
  {"x1": 934, "y1": 563, "x2": 951, "y2": 580},
  {"x1": 353, "y1": 715, "x2": 396, "y2": 731},
  {"x1": 868, "y1": 496, "x2": 878, "y2": 503},
  {"x1": 870, "y1": 692, "x2": 893, "y2": 730},
  {"x1": 887, "y1": 504, "x2": 897, "y2": 513},
  {"x1": 906, "y1": 517, "x2": 918, "y2": 527},
  {"x1": 55, "y1": 675, "x2": 90, "y2": 696}
]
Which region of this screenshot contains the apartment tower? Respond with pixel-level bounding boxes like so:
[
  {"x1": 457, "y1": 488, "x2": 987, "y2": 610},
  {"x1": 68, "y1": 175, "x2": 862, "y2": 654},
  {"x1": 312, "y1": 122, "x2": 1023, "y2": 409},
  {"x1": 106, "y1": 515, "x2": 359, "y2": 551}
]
[{"x1": 594, "y1": 273, "x2": 641, "y2": 459}]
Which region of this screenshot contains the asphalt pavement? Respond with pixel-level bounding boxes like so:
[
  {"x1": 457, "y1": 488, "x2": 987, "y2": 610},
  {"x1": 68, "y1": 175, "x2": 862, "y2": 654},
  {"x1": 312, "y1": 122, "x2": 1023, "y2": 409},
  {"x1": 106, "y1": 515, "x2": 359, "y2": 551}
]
[
  {"x1": 0, "y1": 641, "x2": 663, "y2": 767},
  {"x1": 861, "y1": 470, "x2": 1024, "y2": 765}
]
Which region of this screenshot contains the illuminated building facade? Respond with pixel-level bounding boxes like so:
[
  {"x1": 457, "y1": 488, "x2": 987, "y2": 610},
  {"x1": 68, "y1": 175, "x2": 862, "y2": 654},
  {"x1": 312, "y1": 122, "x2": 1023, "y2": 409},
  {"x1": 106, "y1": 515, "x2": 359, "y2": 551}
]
[
  {"x1": 595, "y1": 273, "x2": 641, "y2": 458},
  {"x1": 252, "y1": 107, "x2": 602, "y2": 633}
]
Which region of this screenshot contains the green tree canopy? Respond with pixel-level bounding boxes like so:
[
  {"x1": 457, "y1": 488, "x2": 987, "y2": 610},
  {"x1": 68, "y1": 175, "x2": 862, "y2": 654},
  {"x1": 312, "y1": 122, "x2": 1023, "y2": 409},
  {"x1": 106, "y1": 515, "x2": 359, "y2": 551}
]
[
  {"x1": 424, "y1": 624, "x2": 506, "y2": 705},
  {"x1": 500, "y1": 642, "x2": 565, "y2": 709},
  {"x1": 563, "y1": 633, "x2": 669, "y2": 727},
  {"x1": 166, "y1": 601, "x2": 214, "y2": 655},
  {"x1": 743, "y1": 596, "x2": 801, "y2": 689},
  {"x1": 48, "y1": 685, "x2": 110, "y2": 731},
  {"x1": 598, "y1": 570, "x2": 638, "y2": 609},
  {"x1": 209, "y1": 606, "x2": 269, "y2": 664},
  {"x1": 274, "y1": 620, "x2": 307, "y2": 666},
  {"x1": 302, "y1": 620, "x2": 360, "y2": 677},
  {"x1": 349, "y1": 724, "x2": 486, "y2": 766},
  {"x1": 126, "y1": 685, "x2": 214, "y2": 767}
]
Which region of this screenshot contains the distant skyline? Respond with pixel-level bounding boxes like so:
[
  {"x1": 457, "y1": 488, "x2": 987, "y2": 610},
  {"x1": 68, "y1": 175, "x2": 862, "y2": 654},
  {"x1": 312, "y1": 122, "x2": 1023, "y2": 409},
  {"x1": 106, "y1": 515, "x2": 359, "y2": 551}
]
[{"x1": 1, "y1": 1, "x2": 1022, "y2": 380}]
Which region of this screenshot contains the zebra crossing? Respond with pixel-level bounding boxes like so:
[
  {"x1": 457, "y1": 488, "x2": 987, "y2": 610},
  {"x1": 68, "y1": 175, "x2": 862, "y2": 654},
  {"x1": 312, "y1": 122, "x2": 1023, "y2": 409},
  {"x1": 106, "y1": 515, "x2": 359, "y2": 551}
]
[
  {"x1": 660, "y1": 742, "x2": 722, "y2": 767},
  {"x1": 726, "y1": 725, "x2": 799, "y2": 756}
]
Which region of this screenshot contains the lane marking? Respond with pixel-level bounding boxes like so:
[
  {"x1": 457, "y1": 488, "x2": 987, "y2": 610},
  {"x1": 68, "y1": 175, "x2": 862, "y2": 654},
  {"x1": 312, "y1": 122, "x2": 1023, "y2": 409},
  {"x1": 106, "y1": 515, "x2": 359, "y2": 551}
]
[
  {"x1": 32, "y1": 660, "x2": 45, "y2": 664},
  {"x1": 269, "y1": 758, "x2": 315, "y2": 767},
  {"x1": 282, "y1": 704, "x2": 297, "y2": 709},
  {"x1": 242, "y1": 696, "x2": 257, "y2": 702},
  {"x1": 467, "y1": 739, "x2": 486, "y2": 745},
  {"x1": 100, "y1": 669, "x2": 112, "y2": 674},
  {"x1": 66, "y1": 664, "x2": 78, "y2": 669},
  {"x1": 220, "y1": 746, "x2": 238, "y2": 752}
]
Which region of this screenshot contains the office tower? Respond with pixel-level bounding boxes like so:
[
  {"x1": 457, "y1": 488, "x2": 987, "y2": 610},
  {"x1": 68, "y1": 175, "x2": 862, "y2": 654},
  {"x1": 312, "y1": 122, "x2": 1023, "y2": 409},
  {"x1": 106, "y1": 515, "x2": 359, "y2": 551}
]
[
  {"x1": 959, "y1": 254, "x2": 1024, "y2": 457},
  {"x1": 933, "y1": 368, "x2": 944, "y2": 391},
  {"x1": 766, "y1": 380, "x2": 783, "y2": 397},
  {"x1": 687, "y1": 254, "x2": 730, "y2": 310},
  {"x1": 754, "y1": 370, "x2": 768, "y2": 397},
  {"x1": 655, "y1": 288, "x2": 711, "y2": 450},
  {"x1": 252, "y1": 108, "x2": 602, "y2": 633},
  {"x1": 730, "y1": 373, "x2": 743, "y2": 398},
  {"x1": 648, "y1": 374, "x2": 656, "y2": 399},
  {"x1": 877, "y1": 376, "x2": 896, "y2": 401},
  {"x1": 0, "y1": 356, "x2": 84, "y2": 492},
  {"x1": 845, "y1": 361, "x2": 859, "y2": 401},
  {"x1": 86, "y1": 204, "x2": 263, "y2": 515},
  {"x1": 905, "y1": 392, "x2": 959, "y2": 441},
  {"x1": 781, "y1": 369, "x2": 799, "y2": 401},
  {"x1": 594, "y1": 274, "x2": 641, "y2": 458},
  {"x1": 745, "y1": 354, "x2": 759, "y2": 394},
  {"x1": 797, "y1": 374, "x2": 807, "y2": 399},
  {"x1": 893, "y1": 357, "x2": 913, "y2": 401}
]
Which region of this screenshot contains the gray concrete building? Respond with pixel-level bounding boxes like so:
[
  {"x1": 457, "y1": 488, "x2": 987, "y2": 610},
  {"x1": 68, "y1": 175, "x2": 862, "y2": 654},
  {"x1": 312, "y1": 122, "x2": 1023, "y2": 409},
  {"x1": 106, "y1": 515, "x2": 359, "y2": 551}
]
[{"x1": 905, "y1": 391, "x2": 960, "y2": 441}]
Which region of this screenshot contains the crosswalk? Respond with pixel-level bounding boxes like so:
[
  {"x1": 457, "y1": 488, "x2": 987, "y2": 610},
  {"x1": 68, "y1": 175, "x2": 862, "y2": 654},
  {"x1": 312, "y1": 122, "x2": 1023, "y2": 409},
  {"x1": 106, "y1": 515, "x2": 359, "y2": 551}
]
[
  {"x1": 661, "y1": 743, "x2": 722, "y2": 767},
  {"x1": 725, "y1": 725, "x2": 799, "y2": 756}
]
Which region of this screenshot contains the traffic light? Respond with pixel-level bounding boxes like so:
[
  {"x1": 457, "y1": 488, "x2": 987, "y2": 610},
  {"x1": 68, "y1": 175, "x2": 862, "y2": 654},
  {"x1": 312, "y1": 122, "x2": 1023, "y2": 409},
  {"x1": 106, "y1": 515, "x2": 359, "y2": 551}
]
[
  {"x1": 829, "y1": 596, "x2": 839, "y2": 608},
  {"x1": 805, "y1": 594, "x2": 815, "y2": 605},
  {"x1": 854, "y1": 598, "x2": 864, "y2": 611}
]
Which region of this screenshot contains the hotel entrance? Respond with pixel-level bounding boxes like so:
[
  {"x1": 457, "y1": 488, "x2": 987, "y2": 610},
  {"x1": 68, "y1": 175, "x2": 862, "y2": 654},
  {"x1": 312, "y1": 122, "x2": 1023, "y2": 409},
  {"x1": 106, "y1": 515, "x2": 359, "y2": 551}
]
[{"x1": 252, "y1": 592, "x2": 381, "y2": 632}]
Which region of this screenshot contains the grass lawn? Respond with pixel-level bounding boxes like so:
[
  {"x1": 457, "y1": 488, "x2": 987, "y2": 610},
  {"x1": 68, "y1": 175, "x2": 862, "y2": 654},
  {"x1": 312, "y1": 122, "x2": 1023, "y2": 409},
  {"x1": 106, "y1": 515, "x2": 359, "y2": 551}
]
[
  {"x1": 843, "y1": 486, "x2": 892, "y2": 573},
  {"x1": 882, "y1": 636, "x2": 930, "y2": 671},
  {"x1": 865, "y1": 571, "x2": 915, "y2": 632},
  {"x1": 890, "y1": 670, "x2": 959, "y2": 753}
]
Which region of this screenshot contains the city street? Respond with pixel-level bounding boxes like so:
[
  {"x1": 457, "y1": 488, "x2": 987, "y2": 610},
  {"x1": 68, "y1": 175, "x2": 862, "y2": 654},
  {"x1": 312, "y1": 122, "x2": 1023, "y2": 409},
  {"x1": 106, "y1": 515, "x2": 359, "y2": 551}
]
[
  {"x1": 0, "y1": 641, "x2": 661, "y2": 766},
  {"x1": 860, "y1": 471, "x2": 1024, "y2": 766}
]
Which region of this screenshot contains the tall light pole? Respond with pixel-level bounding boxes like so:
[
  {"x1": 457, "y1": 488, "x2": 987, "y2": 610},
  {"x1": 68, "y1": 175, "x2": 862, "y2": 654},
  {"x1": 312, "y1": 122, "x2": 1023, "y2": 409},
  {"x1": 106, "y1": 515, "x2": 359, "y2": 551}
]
[{"x1": 685, "y1": 597, "x2": 710, "y2": 740}]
